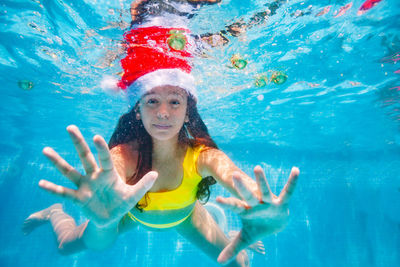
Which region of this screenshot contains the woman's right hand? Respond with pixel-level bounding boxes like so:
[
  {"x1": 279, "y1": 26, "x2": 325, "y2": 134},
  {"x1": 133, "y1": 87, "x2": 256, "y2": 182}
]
[{"x1": 38, "y1": 125, "x2": 158, "y2": 228}]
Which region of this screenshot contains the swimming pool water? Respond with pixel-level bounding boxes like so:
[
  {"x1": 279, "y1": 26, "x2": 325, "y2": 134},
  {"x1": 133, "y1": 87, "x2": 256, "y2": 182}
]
[{"x1": 0, "y1": 0, "x2": 399, "y2": 266}]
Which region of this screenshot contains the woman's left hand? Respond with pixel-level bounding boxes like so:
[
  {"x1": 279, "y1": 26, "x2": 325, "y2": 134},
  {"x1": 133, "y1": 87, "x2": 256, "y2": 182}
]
[{"x1": 216, "y1": 166, "x2": 299, "y2": 264}]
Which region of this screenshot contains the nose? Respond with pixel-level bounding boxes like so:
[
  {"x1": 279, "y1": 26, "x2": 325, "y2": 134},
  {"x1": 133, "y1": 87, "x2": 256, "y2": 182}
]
[{"x1": 156, "y1": 103, "x2": 169, "y2": 120}]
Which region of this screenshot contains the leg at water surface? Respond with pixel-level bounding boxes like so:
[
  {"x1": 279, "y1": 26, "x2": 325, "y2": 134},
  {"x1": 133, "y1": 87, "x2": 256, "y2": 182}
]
[
  {"x1": 204, "y1": 202, "x2": 228, "y2": 233},
  {"x1": 177, "y1": 201, "x2": 249, "y2": 267},
  {"x1": 23, "y1": 203, "x2": 88, "y2": 255}
]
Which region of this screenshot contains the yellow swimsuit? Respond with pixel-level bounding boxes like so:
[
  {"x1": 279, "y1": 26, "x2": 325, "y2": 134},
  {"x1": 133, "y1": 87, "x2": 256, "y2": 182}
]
[{"x1": 121, "y1": 145, "x2": 204, "y2": 229}]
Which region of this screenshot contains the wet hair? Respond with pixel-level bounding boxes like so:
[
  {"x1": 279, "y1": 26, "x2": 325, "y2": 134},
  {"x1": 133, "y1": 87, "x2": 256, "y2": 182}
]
[{"x1": 108, "y1": 96, "x2": 218, "y2": 210}]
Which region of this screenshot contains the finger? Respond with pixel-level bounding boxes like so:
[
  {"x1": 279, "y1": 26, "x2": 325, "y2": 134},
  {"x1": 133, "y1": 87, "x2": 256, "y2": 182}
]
[
  {"x1": 217, "y1": 231, "x2": 247, "y2": 265},
  {"x1": 254, "y1": 241, "x2": 266, "y2": 255},
  {"x1": 93, "y1": 135, "x2": 114, "y2": 172},
  {"x1": 38, "y1": 179, "x2": 78, "y2": 202},
  {"x1": 254, "y1": 166, "x2": 272, "y2": 203},
  {"x1": 232, "y1": 172, "x2": 259, "y2": 206},
  {"x1": 66, "y1": 125, "x2": 98, "y2": 174},
  {"x1": 248, "y1": 240, "x2": 265, "y2": 255},
  {"x1": 43, "y1": 147, "x2": 81, "y2": 185},
  {"x1": 216, "y1": 196, "x2": 248, "y2": 214},
  {"x1": 128, "y1": 171, "x2": 158, "y2": 203},
  {"x1": 279, "y1": 167, "x2": 300, "y2": 203}
]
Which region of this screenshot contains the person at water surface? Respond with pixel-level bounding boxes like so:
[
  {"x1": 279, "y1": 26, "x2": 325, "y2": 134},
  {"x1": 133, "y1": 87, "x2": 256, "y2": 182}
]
[
  {"x1": 128, "y1": 0, "x2": 285, "y2": 46},
  {"x1": 23, "y1": 1, "x2": 300, "y2": 266}
]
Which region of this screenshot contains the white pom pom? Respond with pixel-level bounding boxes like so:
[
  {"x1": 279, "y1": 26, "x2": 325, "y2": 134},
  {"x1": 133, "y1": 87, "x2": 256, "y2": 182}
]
[{"x1": 100, "y1": 75, "x2": 120, "y2": 94}]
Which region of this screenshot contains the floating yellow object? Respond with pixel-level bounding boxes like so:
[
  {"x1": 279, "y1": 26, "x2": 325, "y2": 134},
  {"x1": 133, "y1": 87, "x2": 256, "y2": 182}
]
[
  {"x1": 230, "y1": 54, "x2": 247, "y2": 70},
  {"x1": 18, "y1": 80, "x2": 34, "y2": 90},
  {"x1": 167, "y1": 30, "x2": 187, "y2": 51},
  {"x1": 270, "y1": 71, "x2": 288, "y2": 85}
]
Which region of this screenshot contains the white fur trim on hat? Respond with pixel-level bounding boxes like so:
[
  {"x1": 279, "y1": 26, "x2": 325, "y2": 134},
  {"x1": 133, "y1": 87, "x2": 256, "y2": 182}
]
[
  {"x1": 100, "y1": 75, "x2": 119, "y2": 93},
  {"x1": 126, "y1": 69, "x2": 197, "y2": 106}
]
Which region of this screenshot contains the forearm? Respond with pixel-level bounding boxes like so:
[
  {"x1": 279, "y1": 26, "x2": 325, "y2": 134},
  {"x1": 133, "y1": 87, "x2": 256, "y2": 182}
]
[
  {"x1": 198, "y1": 149, "x2": 258, "y2": 197},
  {"x1": 218, "y1": 168, "x2": 258, "y2": 198},
  {"x1": 82, "y1": 220, "x2": 119, "y2": 250}
]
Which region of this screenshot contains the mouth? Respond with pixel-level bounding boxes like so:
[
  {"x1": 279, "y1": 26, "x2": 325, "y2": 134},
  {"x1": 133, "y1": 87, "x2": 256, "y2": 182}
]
[{"x1": 153, "y1": 124, "x2": 172, "y2": 130}]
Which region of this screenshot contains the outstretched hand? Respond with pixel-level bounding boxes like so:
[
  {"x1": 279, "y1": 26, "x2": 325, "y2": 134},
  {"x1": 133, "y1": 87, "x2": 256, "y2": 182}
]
[
  {"x1": 216, "y1": 166, "x2": 299, "y2": 264},
  {"x1": 38, "y1": 125, "x2": 158, "y2": 228}
]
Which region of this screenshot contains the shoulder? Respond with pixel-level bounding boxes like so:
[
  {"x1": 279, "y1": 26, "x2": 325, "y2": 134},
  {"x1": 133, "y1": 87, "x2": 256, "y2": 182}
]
[
  {"x1": 197, "y1": 147, "x2": 227, "y2": 162},
  {"x1": 110, "y1": 141, "x2": 139, "y2": 178},
  {"x1": 110, "y1": 141, "x2": 138, "y2": 158},
  {"x1": 196, "y1": 147, "x2": 227, "y2": 175}
]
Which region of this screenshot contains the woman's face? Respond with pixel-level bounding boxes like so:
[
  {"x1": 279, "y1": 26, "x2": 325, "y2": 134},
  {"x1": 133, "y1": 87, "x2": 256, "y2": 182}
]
[{"x1": 139, "y1": 85, "x2": 188, "y2": 141}]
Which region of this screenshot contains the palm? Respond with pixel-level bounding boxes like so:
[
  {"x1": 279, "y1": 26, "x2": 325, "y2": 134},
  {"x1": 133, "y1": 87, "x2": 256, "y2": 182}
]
[
  {"x1": 216, "y1": 166, "x2": 299, "y2": 264},
  {"x1": 38, "y1": 125, "x2": 157, "y2": 227},
  {"x1": 72, "y1": 169, "x2": 131, "y2": 225}
]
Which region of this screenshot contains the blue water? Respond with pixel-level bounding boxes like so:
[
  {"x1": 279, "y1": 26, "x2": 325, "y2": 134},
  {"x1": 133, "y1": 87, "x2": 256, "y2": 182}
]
[{"x1": 1, "y1": 0, "x2": 400, "y2": 266}]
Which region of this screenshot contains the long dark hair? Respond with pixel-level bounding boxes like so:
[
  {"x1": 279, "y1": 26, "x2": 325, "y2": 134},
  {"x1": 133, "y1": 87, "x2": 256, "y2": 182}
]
[{"x1": 108, "y1": 96, "x2": 217, "y2": 209}]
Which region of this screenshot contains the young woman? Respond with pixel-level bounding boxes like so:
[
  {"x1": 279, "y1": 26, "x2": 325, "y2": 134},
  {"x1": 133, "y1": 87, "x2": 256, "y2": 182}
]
[
  {"x1": 23, "y1": 82, "x2": 299, "y2": 266},
  {"x1": 23, "y1": 79, "x2": 299, "y2": 264},
  {"x1": 23, "y1": 1, "x2": 299, "y2": 266}
]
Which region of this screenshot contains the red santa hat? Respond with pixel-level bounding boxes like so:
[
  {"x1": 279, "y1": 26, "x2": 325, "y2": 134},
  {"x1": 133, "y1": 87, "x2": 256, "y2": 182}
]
[{"x1": 103, "y1": 26, "x2": 197, "y2": 106}]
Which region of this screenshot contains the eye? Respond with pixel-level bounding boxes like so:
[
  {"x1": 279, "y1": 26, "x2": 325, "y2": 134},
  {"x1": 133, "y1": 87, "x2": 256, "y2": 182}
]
[
  {"x1": 146, "y1": 98, "x2": 158, "y2": 105},
  {"x1": 170, "y1": 100, "x2": 180, "y2": 105},
  {"x1": 169, "y1": 99, "x2": 182, "y2": 108}
]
